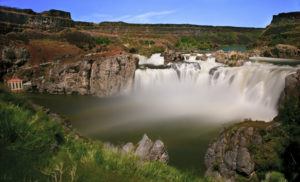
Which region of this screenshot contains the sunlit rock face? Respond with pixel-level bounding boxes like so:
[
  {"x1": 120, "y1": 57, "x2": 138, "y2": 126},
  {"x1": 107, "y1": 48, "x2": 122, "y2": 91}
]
[
  {"x1": 90, "y1": 55, "x2": 137, "y2": 96},
  {"x1": 35, "y1": 54, "x2": 137, "y2": 96}
]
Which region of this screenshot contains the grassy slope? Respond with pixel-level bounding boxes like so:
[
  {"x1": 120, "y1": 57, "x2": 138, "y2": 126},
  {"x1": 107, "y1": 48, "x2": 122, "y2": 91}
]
[
  {"x1": 260, "y1": 22, "x2": 300, "y2": 48},
  {"x1": 0, "y1": 86, "x2": 206, "y2": 182}
]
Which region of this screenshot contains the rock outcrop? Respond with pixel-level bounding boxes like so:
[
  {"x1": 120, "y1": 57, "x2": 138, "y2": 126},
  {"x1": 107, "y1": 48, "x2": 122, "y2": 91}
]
[
  {"x1": 161, "y1": 50, "x2": 184, "y2": 65},
  {"x1": 213, "y1": 50, "x2": 249, "y2": 66},
  {"x1": 0, "y1": 46, "x2": 30, "y2": 79},
  {"x1": 196, "y1": 54, "x2": 208, "y2": 61},
  {"x1": 33, "y1": 54, "x2": 138, "y2": 96},
  {"x1": 205, "y1": 123, "x2": 280, "y2": 181},
  {"x1": 104, "y1": 134, "x2": 169, "y2": 164},
  {"x1": 260, "y1": 44, "x2": 300, "y2": 58},
  {"x1": 277, "y1": 69, "x2": 300, "y2": 119},
  {"x1": 0, "y1": 6, "x2": 92, "y2": 33}
]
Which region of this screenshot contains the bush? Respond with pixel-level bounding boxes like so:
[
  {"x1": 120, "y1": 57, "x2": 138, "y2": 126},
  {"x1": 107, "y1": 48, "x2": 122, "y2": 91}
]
[
  {"x1": 93, "y1": 36, "x2": 111, "y2": 45},
  {"x1": 63, "y1": 31, "x2": 95, "y2": 49}
]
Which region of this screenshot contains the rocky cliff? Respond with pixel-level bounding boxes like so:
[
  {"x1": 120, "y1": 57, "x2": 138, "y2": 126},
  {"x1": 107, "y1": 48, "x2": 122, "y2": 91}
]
[
  {"x1": 277, "y1": 69, "x2": 300, "y2": 122},
  {"x1": 205, "y1": 122, "x2": 282, "y2": 182},
  {"x1": 260, "y1": 11, "x2": 300, "y2": 48},
  {"x1": 0, "y1": 6, "x2": 93, "y2": 33},
  {"x1": 31, "y1": 54, "x2": 138, "y2": 96}
]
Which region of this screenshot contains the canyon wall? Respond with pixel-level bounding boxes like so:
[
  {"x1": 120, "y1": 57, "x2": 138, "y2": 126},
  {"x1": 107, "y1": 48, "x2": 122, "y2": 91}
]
[{"x1": 31, "y1": 55, "x2": 138, "y2": 97}]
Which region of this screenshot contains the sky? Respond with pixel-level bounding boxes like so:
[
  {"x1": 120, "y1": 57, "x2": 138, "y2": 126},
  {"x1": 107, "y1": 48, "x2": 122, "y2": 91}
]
[{"x1": 0, "y1": 0, "x2": 299, "y2": 28}]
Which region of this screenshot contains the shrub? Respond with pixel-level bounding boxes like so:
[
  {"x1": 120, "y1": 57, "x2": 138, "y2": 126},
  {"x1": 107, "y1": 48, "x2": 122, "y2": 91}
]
[
  {"x1": 63, "y1": 31, "x2": 95, "y2": 49},
  {"x1": 93, "y1": 36, "x2": 111, "y2": 45}
]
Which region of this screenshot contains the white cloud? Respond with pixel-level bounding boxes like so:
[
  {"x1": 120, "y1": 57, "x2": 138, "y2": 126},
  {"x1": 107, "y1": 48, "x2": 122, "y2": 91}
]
[
  {"x1": 76, "y1": 13, "x2": 108, "y2": 22},
  {"x1": 110, "y1": 10, "x2": 175, "y2": 23}
]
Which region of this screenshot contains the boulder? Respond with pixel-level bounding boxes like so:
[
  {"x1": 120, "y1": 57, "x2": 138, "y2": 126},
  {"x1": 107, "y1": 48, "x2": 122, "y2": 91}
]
[
  {"x1": 161, "y1": 50, "x2": 184, "y2": 64},
  {"x1": 135, "y1": 134, "x2": 154, "y2": 160},
  {"x1": 104, "y1": 134, "x2": 169, "y2": 164},
  {"x1": 196, "y1": 54, "x2": 208, "y2": 61},
  {"x1": 135, "y1": 134, "x2": 169, "y2": 163}
]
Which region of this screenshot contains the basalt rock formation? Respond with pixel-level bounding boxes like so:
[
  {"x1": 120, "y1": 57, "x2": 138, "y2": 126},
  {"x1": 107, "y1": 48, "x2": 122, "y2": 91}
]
[
  {"x1": 0, "y1": 46, "x2": 30, "y2": 79},
  {"x1": 0, "y1": 6, "x2": 92, "y2": 33},
  {"x1": 32, "y1": 54, "x2": 138, "y2": 96},
  {"x1": 104, "y1": 134, "x2": 169, "y2": 164},
  {"x1": 260, "y1": 11, "x2": 300, "y2": 48},
  {"x1": 277, "y1": 69, "x2": 300, "y2": 121},
  {"x1": 205, "y1": 122, "x2": 281, "y2": 182}
]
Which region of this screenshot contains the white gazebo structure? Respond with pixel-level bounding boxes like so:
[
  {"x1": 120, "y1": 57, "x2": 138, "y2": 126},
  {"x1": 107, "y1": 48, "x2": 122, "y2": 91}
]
[{"x1": 7, "y1": 78, "x2": 23, "y2": 91}]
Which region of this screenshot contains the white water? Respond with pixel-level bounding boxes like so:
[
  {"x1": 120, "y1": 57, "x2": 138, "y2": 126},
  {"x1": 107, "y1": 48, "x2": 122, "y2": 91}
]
[
  {"x1": 137, "y1": 53, "x2": 164, "y2": 65},
  {"x1": 133, "y1": 54, "x2": 298, "y2": 122}
]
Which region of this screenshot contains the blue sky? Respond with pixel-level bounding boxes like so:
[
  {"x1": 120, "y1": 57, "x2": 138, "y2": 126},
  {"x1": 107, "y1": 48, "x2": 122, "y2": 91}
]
[{"x1": 0, "y1": 0, "x2": 299, "y2": 27}]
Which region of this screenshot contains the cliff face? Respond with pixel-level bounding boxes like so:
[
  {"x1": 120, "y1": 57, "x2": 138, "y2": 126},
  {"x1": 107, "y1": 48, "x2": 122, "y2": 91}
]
[
  {"x1": 32, "y1": 55, "x2": 138, "y2": 96},
  {"x1": 205, "y1": 122, "x2": 282, "y2": 182},
  {"x1": 271, "y1": 12, "x2": 300, "y2": 25},
  {"x1": 0, "y1": 6, "x2": 93, "y2": 33},
  {"x1": 260, "y1": 11, "x2": 300, "y2": 48}
]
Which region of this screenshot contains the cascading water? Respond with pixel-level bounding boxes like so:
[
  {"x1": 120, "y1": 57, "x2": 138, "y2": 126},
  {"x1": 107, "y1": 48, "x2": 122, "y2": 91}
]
[{"x1": 133, "y1": 54, "x2": 298, "y2": 122}]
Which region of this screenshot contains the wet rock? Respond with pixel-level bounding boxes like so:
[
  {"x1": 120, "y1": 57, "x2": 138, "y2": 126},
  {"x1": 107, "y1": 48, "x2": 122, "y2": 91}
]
[
  {"x1": 196, "y1": 54, "x2": 208, "y2": 61},
  {"x1": 161, "y1": 50, "x2": 184, "y2": 64}
]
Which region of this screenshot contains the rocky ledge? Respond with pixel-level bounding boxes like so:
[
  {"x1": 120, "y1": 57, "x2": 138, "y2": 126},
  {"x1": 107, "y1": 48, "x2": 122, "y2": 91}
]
[{"x1": 104, "y1": 134, "x2": 169, "y2": 164}]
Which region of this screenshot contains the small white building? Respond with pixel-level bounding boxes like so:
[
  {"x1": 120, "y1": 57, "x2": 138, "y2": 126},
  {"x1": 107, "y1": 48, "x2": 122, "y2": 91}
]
[{"x1": 7, "y1": 78, "x2": 23, "y2": 91}]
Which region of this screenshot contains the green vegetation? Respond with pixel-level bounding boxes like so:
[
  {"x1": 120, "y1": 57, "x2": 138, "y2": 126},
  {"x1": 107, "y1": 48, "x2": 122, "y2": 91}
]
[
  {"x1": 93, "y1": 36, "x2": 112, "y2": 45},
  {"x1": 262, "y1": 171, "x2": 288, "y2": 182},
  {"x1": 175, "y1": 36, "x2": 215, "y2": 50},
  {"x1": 260, "y1": 23, "x2": 300, "y2": 48},
  {"x1": 63, "y1": 31, "x2": 95, "y2": 49},
  {"x1": 0, "y1": 86, "x2": 206, "y2": 182}
]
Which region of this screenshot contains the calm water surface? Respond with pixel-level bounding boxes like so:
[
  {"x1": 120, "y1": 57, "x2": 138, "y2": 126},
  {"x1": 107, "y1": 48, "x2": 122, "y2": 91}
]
[{"x1": 25, "y1": 93, "x2": 223, "y2": 175}]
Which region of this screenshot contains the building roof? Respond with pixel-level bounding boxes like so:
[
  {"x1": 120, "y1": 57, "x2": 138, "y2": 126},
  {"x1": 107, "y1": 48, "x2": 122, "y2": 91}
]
[{"x1": 8, "y1": 78, "x2": 22, "y2": 82}]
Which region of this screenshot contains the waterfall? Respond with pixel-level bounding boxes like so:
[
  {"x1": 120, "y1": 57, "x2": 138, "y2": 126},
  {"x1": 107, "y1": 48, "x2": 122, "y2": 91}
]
[{"x1": 133, "y1": 54, "x2": 298, "y2": 122}]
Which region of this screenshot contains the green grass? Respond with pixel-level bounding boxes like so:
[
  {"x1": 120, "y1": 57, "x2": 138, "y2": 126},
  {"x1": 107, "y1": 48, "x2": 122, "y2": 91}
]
[{"x1": 0, "y1": 86, "x2": 206, "y2": 182}]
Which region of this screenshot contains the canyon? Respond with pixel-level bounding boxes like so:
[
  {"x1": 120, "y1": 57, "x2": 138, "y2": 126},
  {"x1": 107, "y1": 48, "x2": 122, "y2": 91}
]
[{"x1": 0, "y1": 5, "x2": 300, "y2": 182}]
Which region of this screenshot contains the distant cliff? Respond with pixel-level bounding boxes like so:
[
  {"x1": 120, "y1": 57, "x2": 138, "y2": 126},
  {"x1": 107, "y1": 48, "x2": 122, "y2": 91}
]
[
  {"x1": 260, "y1": 11, "x2": 300, "y2": 48},
  {"x1": 0, "y1": 6, "x2": 93, "y2": 33}
]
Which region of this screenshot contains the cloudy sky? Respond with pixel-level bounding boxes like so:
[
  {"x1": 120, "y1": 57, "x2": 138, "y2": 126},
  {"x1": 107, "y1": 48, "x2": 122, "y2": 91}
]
[{"x1": 0, "y1": 0, "x2": 299, "y2": 27}]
